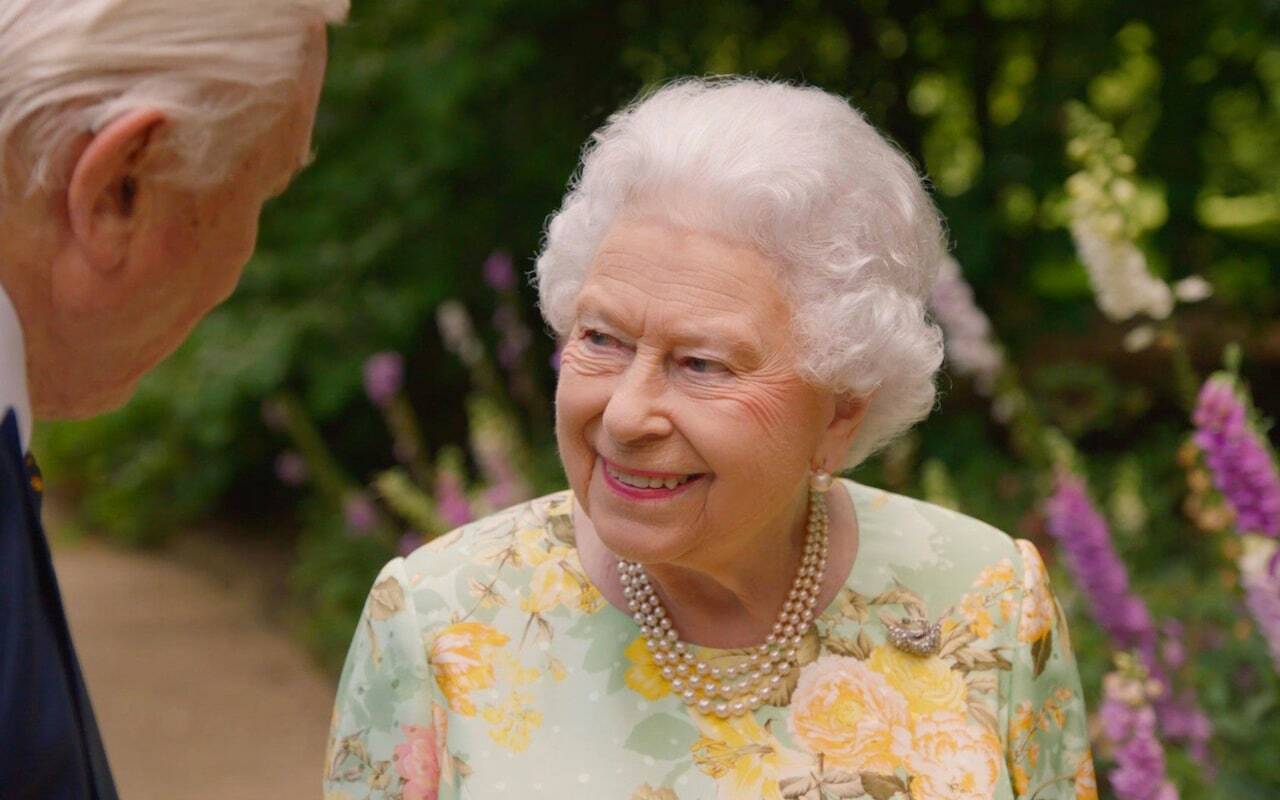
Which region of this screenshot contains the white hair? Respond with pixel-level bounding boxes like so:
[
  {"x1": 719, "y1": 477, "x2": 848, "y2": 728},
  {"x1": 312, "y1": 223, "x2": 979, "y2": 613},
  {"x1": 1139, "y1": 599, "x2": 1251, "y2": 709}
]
[
  {"x1": 0, "y1": 0, "x2": 349, "y2": 195},
  {"x1": 536, "y1": 77, "x2": 948, "y2": 468}
]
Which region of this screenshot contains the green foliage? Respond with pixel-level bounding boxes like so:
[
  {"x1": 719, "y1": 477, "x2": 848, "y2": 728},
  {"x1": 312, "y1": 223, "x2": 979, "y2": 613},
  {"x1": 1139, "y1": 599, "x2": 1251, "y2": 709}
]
[{"x1": 32, "y1": 1, "x2": 1280, "y2": 795}]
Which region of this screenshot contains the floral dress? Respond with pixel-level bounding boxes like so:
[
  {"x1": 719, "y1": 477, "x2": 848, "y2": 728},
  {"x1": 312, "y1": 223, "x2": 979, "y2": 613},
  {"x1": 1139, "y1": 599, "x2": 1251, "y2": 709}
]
[{"x1": 324, "y1": 480, "x2": 1096, "y2": 800}]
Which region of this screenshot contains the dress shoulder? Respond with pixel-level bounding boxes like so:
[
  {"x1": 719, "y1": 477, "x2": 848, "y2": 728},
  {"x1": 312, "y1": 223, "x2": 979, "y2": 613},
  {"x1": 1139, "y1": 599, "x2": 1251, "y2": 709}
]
[{"x1": 844, "y1": 479, "x2": 1025, "y2": 599}]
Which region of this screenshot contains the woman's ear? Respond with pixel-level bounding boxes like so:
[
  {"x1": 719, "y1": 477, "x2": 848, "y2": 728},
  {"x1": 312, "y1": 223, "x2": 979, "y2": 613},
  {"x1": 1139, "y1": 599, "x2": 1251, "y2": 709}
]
[
  {"x1": 817, "y1": 391, "x2": 874, "y2": 471},
  {"x1": 65, "y1": 109, "x2": 167, "y2": 271}
]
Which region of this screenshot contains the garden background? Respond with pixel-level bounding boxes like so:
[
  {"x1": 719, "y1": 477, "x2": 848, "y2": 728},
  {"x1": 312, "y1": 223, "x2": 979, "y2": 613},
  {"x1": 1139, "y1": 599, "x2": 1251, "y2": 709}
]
[{"x1": 38, "y1": 1, "x2": 1280, "y2": 798}]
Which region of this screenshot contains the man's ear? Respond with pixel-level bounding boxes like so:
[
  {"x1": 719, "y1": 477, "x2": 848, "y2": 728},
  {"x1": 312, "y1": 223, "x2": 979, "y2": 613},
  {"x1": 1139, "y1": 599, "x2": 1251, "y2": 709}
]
[
  {"x1": 816, "y1": 390, "x2": 875, "y2": 471},
  {"x1": 66, "y1": 109, "x2": 167, "y2": 270}
]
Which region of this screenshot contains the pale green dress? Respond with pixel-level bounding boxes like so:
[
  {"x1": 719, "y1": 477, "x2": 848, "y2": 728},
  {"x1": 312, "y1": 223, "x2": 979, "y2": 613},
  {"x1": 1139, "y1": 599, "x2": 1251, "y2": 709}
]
[{"x1": 324, "y1": 480, "x2": 1097, "y2": 800}]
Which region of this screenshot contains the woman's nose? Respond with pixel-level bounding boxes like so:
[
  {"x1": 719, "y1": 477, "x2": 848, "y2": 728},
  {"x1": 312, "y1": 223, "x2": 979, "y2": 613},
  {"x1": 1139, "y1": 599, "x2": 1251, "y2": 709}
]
[{"x1": 601, "y1": 357, "x2": 673, "y2": 444}]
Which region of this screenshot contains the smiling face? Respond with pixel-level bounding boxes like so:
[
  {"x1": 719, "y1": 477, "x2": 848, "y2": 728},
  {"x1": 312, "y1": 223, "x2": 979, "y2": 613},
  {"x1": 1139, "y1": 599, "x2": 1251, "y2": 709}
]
[{"x1": 555, "y1": 215, "x2": 851, "y2": 570}]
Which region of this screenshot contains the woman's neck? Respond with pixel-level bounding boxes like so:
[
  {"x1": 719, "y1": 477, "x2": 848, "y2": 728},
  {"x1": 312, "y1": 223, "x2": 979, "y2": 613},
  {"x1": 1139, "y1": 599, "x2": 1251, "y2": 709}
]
[{"x1": 575, "y1": 481, "x2": 859, "y2": 649}]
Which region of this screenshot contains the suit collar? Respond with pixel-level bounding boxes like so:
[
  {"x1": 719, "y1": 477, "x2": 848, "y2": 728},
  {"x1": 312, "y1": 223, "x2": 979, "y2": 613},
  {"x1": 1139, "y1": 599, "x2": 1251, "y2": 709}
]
[{"x1": 0, "y1": 281, "x2": 32, "y2": 454}]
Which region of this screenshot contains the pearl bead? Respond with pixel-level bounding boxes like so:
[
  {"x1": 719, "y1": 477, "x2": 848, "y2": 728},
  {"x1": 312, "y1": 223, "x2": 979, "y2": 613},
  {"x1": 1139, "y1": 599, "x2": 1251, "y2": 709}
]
[{"x1": 618, "y1": 489, "x2": 829, "y2": 718}]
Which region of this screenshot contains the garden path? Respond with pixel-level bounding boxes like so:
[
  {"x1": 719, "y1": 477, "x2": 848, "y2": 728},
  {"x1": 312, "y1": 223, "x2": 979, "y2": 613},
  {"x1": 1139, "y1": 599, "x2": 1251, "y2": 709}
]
[{"x1": 51, "y1": 513, "x2": 336, "y2": 800}]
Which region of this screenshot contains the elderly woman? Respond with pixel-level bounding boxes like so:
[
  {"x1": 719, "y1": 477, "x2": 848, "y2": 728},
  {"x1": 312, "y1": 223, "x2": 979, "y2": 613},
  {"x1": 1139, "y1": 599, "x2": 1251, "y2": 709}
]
[{"x1": 325, "y1": 78, "x2": 1094, "y2": 800}]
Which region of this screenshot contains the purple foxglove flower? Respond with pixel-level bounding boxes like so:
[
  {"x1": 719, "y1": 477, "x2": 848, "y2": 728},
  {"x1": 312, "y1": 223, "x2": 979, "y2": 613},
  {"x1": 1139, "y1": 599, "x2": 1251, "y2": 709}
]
[
  {"x1": 1241, "y1": 536, "x2": 1280, "y2": 670},
  {"x1": 398, "y1": 531, "x2": 424, "y2": 557},
  {"x1": 1046, "y1": 472, "x2": 1214, "y2": 768},
  {"x1": 1100, "y1": 669, "x2": 1180, "y2": 800},
  {"x1": 493, "y1": 306, "x2": 532, "y2": 371},
  {"x1": 363, "y1": 352, "x2": 404, "y2": 409},
  {"x1": 434, "y1": 471, "x2": 472, "y2": 529},
  {"x1": 483, "y1": 250, "x2": 518, "y2": 292},
  {"x1": 1192, "y1": 375, "x2": 1280, "y2": 538},
  {"x1": 1045, "y1": 473, "x2": 1155, "y2": 652},
  {"x1": 273, "y1": 451, "x2": 308, "y2": 486},
  {"x1": 929, "y1": 255, "x2": 1005, "y2": 395},
  {"x1": 343, "y1": 493, "x2": 379, "y2": 536}
]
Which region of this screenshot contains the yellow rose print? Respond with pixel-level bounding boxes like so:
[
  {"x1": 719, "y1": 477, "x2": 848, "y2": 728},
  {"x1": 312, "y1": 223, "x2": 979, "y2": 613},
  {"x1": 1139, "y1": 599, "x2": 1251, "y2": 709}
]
[
  {"x1": 624, "y1": 636, "x2": 670, "y2": 700},
  {"x1": 1015, "y1": 541, "x2": 1056, "y2": 644},
  {"x1": 430, "y1": 622, "x2": 510, "y2": 716},
  {"x1": 481, "y1": 690, "x2": 543, "y2": 752},
  {"x1": 787, "y1": 655, "x2": 911, "y2": 774},
  {"x1": 898, "y1": 712, "x2": 1002, "y2": 800},
  {"x1": 866, "y1": 645, "x2": 967, "y2": 716},
  {"x1": 691, "y1": 711, "x2": 807, "y2": 800}
]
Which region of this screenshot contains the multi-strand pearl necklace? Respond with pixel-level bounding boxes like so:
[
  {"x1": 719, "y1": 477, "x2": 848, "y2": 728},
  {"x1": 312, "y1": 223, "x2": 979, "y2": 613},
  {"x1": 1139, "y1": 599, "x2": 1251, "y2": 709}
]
[{"x1": 618, "y1": 487, "x2": 829, "y2": 719}]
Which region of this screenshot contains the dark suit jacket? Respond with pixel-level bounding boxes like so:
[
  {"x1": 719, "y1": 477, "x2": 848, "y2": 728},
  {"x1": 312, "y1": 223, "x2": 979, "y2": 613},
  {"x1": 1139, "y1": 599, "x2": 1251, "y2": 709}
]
[{"x1": 1, "y1": 409, "x2": 117, "y2": 799}]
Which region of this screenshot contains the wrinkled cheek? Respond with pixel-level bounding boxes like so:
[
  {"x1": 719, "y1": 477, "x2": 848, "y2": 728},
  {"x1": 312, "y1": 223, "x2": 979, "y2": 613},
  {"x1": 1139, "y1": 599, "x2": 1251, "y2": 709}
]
[{"x1": 554, "y1": 370, "x2": 609, "y2": 490}]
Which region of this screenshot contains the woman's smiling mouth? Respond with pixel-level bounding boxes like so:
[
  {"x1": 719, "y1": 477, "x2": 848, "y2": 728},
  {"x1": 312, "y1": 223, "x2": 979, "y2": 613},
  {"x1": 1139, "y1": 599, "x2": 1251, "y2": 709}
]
[{"x1": 601, "y1": 458, "x2": 706, "y2": 498}]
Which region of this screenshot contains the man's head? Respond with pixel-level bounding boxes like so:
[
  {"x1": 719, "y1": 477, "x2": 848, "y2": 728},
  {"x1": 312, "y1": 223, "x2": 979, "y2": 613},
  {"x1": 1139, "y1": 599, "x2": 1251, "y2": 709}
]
[{"x1": 0, "y1": 0, "x2": 349, "y2": 418}]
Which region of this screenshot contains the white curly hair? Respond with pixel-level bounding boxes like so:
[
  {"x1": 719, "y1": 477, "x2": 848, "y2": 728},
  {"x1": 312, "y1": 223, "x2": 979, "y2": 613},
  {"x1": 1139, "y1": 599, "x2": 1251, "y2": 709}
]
[
  {"x1": 0, "y1": 0, "x2": 349, "y2": 197},
  {"x1": 535, "y1": 77, "x2": 948, "y2": 468}
]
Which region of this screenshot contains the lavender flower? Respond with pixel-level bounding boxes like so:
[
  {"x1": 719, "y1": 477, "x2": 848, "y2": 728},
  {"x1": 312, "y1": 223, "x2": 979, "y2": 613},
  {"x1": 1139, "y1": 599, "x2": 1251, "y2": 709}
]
[
  {"x1": 343, "y1": 493, "x2": 379, "y2": 536},
  {"x1": 363, "y1": 352, "x2": 404, "y2": 409},
  {"x1": 273, "y1": 451, "x2": 309, "y2": 486},
  {"x1": 1100, "y1": 666, "x2": 1179, "y2": 800},
  {"x1": 1240, "y1": 536, "x2": 1280, "y2": 670},
  {"x1": 483, "y1": 250, "x2": 518, "y2": 293},
  {"x1": 929, "y1": 255, "x2": 1005, "y2": 395},
  {"x1": 1192, "y1": 376, "x2": 1280, "y2": 538}
]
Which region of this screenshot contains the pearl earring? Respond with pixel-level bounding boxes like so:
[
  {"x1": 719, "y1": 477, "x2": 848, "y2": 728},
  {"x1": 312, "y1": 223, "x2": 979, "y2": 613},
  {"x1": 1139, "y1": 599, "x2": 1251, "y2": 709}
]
[{"x1": 809, "y1": 467, "x2": 833, "y2": 493}]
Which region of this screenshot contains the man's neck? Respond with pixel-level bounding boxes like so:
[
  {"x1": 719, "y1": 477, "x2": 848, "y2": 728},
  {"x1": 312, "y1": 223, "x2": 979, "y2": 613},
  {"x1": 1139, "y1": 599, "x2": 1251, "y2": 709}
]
[{"x1": 0, "y1": 279, "x2": 33, "y2": 453}]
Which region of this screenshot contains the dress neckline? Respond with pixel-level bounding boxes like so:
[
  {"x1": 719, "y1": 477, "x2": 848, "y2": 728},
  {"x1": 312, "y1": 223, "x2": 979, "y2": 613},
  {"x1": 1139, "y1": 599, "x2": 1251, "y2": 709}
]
[{"x1": 552, "y1": 478, "x2": 875, "y2": 653}]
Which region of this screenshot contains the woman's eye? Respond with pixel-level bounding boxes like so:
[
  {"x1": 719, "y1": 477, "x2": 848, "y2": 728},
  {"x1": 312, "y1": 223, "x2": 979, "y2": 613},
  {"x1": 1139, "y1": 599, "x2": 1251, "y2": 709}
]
[
  {"x1": 583, "y1": 329, "x2": 618, "y2": 348},
  {"x1": 682, "y1": 356, "x2": 728, "y2": 375}
]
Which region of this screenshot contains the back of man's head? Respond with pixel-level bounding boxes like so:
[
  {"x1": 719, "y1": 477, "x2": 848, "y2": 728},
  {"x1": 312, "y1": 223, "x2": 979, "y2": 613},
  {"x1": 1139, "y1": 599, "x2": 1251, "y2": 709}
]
[{"x1": 0, "y1": 0, "x2": 350, "y2": 198}]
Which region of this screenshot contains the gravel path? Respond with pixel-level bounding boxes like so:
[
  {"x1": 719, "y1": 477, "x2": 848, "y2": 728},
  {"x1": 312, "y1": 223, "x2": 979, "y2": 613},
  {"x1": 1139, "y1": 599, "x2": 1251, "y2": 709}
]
[{"x1": 53, "y1": 531, "x2": 336, "y2": 800}]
